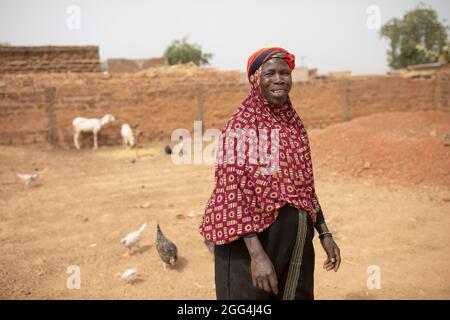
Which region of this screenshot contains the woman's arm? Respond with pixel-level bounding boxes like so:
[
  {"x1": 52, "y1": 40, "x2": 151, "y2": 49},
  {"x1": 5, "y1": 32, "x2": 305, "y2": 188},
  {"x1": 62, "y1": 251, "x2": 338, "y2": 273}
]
[{"x1": 314, "y1": 209, "x2": 328, "y2": 233}]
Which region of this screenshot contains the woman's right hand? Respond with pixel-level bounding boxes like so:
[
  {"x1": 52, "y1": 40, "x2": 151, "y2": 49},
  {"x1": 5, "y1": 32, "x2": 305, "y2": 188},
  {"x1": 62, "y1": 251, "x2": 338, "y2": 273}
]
[
  {"x1": 250, "y1": 251, "x2": 279, "y2": 295},
  {"x1": 243, "y1": 235, "x2": 278, "y2": 295}
]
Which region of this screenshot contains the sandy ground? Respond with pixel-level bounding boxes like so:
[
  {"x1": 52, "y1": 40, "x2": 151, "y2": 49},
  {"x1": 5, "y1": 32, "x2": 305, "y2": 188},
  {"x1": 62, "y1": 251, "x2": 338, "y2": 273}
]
[{"x1": 1, "y1": 116, "x2": 449, "y2": 300}]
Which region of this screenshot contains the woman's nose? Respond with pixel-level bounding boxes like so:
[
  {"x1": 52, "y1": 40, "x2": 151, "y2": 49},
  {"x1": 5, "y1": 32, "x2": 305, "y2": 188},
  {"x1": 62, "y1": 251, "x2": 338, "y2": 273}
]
[{"x1": 274, "y1": 73, "x2": 284, "y2": 83}]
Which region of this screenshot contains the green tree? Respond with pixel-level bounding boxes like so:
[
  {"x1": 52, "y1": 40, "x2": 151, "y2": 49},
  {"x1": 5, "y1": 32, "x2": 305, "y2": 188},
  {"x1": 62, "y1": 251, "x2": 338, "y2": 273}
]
[
  {"x1": 163, "y1": 37, "x2": 213, "y2": 66},
  {"x1": 380, "y1": 4, "x2": 450, "y2": 69}
]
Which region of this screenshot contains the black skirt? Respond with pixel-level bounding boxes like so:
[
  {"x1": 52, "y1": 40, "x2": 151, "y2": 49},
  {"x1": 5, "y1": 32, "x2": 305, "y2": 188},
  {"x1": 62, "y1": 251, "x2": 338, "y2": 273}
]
[{"x1": 214, "y1": 204, "x2": 315, "y2": 300}]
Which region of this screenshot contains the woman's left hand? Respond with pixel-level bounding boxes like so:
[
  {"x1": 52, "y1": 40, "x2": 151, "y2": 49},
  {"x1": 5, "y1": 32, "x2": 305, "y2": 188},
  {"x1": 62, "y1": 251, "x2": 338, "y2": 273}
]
[{"x1": 320, "y1": 237, "x2": 341, "y2": 272}]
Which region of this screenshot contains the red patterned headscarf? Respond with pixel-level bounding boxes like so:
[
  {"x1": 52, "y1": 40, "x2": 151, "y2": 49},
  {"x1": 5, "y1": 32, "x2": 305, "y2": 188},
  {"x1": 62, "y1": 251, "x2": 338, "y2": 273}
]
[
  {"x1": 247, "y1": 47, "x2": 295, "y2": 79},
  {"x1": 199, "y1": 48, "x2": 321, "y2": 245}
]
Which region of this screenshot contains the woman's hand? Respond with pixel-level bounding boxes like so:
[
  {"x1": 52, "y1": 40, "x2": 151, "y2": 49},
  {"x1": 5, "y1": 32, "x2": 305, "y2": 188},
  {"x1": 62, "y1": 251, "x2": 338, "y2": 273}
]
[
  {"x1": 243, "y1": 235, "x2": 278, "y2": 295},
  {"x1": 320, "y1": 236, "x2": 341, "y2": 272},
  {"x1": 250, "y1": 251, "x2": 278, "y2": 295}
]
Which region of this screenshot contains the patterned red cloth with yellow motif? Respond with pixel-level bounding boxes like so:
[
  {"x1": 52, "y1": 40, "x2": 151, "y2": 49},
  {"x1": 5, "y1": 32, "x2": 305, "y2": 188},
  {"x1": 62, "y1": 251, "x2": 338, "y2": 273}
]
[{"x1": 199, "y1": 48, "x2": 322, "y2": 245}]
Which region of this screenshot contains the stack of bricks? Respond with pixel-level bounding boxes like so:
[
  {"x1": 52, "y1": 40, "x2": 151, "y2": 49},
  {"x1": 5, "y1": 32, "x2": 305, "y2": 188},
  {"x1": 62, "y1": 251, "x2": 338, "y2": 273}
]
[{"x1": 0, "y1": 46, "x2": 101, "y2": 74}]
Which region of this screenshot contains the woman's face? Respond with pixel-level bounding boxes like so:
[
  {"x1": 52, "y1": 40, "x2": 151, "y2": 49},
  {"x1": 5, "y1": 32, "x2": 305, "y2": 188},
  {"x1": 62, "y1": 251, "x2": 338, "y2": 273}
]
[{"x1": 259, "y1": 58, "x2": 292, "y2": 107}]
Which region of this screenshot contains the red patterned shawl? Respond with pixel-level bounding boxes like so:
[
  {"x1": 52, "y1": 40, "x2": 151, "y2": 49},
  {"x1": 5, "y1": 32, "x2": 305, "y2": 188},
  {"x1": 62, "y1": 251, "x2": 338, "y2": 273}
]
[{"x1": 199, "y1": 51, "x2": 321, "y2": 245}]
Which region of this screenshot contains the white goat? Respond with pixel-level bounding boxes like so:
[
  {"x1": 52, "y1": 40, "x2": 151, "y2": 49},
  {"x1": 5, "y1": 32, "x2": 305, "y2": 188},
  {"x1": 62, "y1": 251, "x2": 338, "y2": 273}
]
[
  {"x1": 121, "y1": 124, "x2": 136, "y2": 148},
  {"x1": 72, "y1": 114, "x2": 116, "y2": 150}
]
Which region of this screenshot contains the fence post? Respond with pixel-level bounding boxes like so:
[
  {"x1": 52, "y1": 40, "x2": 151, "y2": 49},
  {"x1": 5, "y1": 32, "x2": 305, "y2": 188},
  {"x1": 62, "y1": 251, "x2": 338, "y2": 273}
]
[
  {"x1": 340, "y1": 79, "x2": 351, "y2": 121},
  {"x1": 196, "y1": 84, "x2": 204, "y2": 134},
  {"x1": 45, "y1": 87, "x2": 57, "y2": 147}
]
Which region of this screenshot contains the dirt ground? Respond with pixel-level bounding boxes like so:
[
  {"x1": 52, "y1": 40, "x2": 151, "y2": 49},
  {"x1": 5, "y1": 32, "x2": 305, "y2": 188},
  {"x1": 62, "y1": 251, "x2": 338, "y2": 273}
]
[{"x1": 0, "y1": 111, "x2": 449, "y2": 300}]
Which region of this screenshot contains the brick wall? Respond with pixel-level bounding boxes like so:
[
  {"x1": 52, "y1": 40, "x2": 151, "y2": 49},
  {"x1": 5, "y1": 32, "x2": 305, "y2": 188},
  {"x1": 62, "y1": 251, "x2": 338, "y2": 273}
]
[
  {"x1": 0, "y1": 66, "x2": 445, "y2": 148},
  {"x1": 436, "y1": 64, "x2": 450, "y2": 113},
  {"x1": 0, "y1": 46, "x2": 100, "y2": 74}
]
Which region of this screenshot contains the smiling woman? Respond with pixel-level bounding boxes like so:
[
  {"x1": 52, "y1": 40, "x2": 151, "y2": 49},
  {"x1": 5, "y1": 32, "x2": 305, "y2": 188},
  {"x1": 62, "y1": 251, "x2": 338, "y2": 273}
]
[{"x1": 199, "y1": 47, "x2": 341, "y2": 300}]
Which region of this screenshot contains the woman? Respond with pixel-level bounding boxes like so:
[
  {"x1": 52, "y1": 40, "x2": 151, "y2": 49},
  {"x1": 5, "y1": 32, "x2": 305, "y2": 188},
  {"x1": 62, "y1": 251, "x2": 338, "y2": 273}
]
[{"x1": 199, "y1": 47, "x2": 341, "y2": 300}]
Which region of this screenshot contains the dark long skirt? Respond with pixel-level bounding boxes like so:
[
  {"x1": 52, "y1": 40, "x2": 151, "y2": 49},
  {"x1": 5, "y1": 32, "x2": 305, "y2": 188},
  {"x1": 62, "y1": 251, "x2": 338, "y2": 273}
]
[{"x1": 214, "y1": 204, "x2": 315, "y2": 300}]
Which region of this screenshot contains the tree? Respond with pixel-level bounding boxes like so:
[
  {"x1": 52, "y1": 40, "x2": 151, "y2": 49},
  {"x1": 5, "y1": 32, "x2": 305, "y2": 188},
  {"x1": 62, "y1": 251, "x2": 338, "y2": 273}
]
[
  {"x1": 380, "y1": 4, "x2": 450, "y2": 69},
  {"x1": 163, "y1": 37, "x2": 213, "y2": 66}
]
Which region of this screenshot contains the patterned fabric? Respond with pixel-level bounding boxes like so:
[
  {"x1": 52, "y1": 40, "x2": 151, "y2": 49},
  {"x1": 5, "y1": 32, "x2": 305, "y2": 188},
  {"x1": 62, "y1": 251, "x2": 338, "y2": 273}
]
[
  {"x1": 247, "y1": 47, "x2": 295, "y2": 79},
  {"x1": 199, "y1": 48, "x2": 321, "y2": 245}
]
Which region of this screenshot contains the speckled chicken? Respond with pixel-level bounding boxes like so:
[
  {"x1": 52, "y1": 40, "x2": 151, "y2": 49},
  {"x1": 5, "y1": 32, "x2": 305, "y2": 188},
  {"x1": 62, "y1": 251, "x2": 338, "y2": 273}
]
[{"x1": 156, "y1": 224, "x2": 177, "y2": 271}]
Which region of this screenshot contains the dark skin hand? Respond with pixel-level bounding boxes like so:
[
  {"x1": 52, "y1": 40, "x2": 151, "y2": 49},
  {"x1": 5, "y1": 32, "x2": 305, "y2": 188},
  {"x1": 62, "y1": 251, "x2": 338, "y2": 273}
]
[
  {"x1": 244, "y1": 236, "x2": 278, "y2": 295},
  {"x1": 315, "y1": 222, "x2": 341, "y2": 272}
]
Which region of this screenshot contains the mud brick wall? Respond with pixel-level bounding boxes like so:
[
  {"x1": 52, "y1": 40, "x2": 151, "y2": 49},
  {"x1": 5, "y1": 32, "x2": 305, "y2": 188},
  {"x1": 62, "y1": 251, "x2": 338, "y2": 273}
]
[
  {"x1": 0, "y1": 67, "x2": 443, "y2": 148},
  {"x1": 0, "y1": 46, "x2": 100, "y2": 74},
  {"x1": 436, "y1": 65, "x2": 450, "y2": 113}
]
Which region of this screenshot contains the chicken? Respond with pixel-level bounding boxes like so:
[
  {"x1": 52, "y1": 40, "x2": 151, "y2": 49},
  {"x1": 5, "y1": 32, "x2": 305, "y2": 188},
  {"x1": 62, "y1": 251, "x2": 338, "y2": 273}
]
[
  {"x1": 156, "y1": 224, "x2": 177, "y2": 271},
  {"x1": 117, "y1": 268, "x2": 137, "y2": 284},
  {"x1": 121, "y1": 223, "x2": 146, "y2": 256},
  {"x1": 204, "y1": 239, "x2": 215, "y2": 254},
  {"x1": 17, "y1": 173, "x2": 39, "y2": 189}
]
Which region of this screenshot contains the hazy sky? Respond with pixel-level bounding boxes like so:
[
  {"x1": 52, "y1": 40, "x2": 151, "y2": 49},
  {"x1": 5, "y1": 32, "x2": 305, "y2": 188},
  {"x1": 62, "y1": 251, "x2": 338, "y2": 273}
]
[{"x1": 1, "y1": 0, "x2": 449, "y2": 74}]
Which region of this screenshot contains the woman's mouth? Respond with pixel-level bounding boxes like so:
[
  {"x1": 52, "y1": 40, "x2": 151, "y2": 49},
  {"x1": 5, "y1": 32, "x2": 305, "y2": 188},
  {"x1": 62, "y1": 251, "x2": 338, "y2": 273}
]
[{"x1": 271, "y1": 89, "x2": 287, "y2": 96}]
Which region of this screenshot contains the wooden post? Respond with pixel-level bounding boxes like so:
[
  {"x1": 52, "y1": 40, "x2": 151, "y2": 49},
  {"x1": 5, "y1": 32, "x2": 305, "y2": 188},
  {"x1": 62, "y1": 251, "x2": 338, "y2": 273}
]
[
  {"x1": 196, "y1": 84, "x2": 205, "y2": 134},
  {"x1": 45, "y1": 87, "x2": 57, "y2": 147},
  {"x1": 340, "y1": 79, "x2": 351, "y2": 121},
  {"x1": 193, "y1": 85, "x2": 205, "y2": 164},
  {"x1": 196, "y1": 85, "x2": 205, "y2": 122}
]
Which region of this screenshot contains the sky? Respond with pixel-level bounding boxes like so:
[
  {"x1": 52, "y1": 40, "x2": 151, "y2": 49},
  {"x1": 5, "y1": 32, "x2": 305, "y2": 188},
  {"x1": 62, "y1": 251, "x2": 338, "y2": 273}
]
[{"x1": 0, "y1": 0, "x2": 449, "y2": 75}]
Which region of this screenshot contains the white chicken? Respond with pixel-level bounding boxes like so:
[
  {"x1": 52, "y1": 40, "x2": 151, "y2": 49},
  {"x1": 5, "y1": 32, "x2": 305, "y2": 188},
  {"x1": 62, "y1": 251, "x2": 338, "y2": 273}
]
[
  {"x1": 117, "y1": 268, "x2": 137, "y2": 284},
  {"x1": 121, "y1": 223, "x2": 146, "y2": 256},
  {"x1": 17, "y1": 173, "x2": 39, "y2": 189}
]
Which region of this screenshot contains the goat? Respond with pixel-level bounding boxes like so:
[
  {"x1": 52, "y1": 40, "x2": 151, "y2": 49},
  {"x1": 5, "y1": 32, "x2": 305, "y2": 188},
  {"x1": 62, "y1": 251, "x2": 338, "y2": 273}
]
[
  {"x1": 72, "y1": 114, "x2": 116, "y2": 150},
  {"x1": 121, "y1": 124, "x2": 136, "y2": 148}
]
